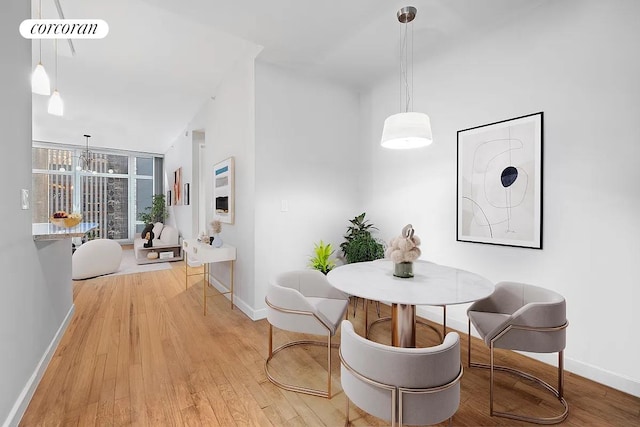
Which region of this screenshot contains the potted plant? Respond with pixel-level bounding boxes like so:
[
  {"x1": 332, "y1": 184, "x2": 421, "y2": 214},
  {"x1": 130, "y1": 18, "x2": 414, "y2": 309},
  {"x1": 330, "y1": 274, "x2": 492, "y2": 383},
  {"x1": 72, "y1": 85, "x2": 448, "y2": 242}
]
[
  {"x1": 138, "y1": 193, "x2": 168, "y2": 225},
  {"x1": 309, "y1": 240, "x2": 336, "y2": 275},
  {"x1": 341, "y1": 213, "x2": 385, "y2": 264}
]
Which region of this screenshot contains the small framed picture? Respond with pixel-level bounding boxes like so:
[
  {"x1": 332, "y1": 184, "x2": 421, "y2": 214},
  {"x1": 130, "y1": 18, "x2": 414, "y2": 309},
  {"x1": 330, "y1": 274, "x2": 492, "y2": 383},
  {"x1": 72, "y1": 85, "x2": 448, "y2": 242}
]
[
  {"x1": 213, "y1": 157, "x2": 235, "y2": 224},
  {"x1": 167, "y1": 190, "x2": 172, "y2": 206},
  {"x1": 184, "y1": 183, "x2": 190, "y2": 206}
]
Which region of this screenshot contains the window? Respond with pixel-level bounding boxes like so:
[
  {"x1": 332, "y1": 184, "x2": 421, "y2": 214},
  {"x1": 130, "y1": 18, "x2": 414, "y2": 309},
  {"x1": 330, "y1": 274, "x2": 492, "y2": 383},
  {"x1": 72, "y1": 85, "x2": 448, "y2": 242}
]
[{"x1": 32, "y1": 143, "x2": 163, "y2": 242}]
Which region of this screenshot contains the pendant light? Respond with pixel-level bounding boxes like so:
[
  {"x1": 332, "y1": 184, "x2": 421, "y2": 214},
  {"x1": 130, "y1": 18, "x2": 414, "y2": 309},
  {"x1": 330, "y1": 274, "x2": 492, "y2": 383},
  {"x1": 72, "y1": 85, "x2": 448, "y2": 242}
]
[
  {"x1": 77, "y1": 134, "x2": 93, "y2": 172},
  {"x1": 31, "y1": 0, "x2": 51, "y2": 95},
  {"x1": 48, "y1": 38, "x2": 64, "y2": 116},
  {"x1": 381, "y1": 6, "x2": 432, "y2": 149}
]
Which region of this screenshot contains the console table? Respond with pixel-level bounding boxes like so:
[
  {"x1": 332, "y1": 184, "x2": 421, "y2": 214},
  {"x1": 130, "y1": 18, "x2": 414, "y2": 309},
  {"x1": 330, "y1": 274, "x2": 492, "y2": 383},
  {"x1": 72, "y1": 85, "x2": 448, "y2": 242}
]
[{"x1": 183, "y1": 239, "x2": 236, "y2": 315}]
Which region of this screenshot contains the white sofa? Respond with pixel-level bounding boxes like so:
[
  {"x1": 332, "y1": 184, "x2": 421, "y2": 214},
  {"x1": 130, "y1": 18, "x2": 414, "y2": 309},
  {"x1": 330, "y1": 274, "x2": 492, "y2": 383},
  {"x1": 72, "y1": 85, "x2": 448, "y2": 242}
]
[{"x1": 134, "y1": 222, "x2": 181, "y2": 263}]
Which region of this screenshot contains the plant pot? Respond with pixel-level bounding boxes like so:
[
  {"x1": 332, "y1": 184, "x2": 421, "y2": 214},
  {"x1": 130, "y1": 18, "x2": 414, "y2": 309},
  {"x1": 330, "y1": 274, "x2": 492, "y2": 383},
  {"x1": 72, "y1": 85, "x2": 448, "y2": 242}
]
[{"x1": 393, "y1": 262, "x2": 414, "y2": 278}]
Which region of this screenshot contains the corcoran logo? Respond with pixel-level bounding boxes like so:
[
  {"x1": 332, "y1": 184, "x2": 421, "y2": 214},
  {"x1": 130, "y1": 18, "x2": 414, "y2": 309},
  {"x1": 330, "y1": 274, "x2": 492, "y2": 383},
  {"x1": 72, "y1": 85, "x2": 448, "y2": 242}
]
[{"x1": 20, "y1": 19, "x2": 109, "y2": 39}]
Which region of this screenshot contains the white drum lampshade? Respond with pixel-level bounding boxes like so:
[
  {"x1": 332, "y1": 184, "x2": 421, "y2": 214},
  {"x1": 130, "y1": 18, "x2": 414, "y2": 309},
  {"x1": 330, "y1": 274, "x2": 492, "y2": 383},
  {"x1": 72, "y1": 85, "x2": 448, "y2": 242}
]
[{"x1": 381, "y1": 112, "x2": 433, "y2": 149}]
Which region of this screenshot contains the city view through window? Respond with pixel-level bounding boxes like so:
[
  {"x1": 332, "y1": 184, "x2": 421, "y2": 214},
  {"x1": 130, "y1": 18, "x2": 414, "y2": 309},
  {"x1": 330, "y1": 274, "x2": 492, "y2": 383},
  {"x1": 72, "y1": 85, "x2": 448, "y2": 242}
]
[{"x1": 32, "y1": 145, "x2": 162, "y2": 242}]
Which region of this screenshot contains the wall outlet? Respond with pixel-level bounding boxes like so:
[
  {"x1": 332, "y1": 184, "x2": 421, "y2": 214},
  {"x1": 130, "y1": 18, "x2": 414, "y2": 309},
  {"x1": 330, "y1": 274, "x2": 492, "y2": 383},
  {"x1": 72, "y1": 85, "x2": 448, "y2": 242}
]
[{"x1": 21, "y1": 189, "x2": 29, "y2": 210}]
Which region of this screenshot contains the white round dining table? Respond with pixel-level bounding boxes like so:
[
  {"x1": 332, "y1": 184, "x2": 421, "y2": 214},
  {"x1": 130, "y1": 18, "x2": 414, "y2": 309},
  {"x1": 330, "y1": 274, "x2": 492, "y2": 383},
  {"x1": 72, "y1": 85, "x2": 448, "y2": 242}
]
[{"x1": 327, "y1": 259, "x2": 494, "y2": 347}]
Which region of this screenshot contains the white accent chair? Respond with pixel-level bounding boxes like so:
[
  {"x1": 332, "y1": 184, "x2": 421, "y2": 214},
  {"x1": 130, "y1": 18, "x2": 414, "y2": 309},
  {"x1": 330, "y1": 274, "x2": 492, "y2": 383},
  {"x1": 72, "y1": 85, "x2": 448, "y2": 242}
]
[
  {"x1": 467, "y1": 281, "x2": 568, "y2": 424},
  {"x1": 340, "y1": 320, "x2": 463, "y2": 426},
  {"x1": 72, "y1": 239, "x2": 122, "y2": 280},
  {"x1": 265, "y1": 270, "x2": 349, "y2": 398}
]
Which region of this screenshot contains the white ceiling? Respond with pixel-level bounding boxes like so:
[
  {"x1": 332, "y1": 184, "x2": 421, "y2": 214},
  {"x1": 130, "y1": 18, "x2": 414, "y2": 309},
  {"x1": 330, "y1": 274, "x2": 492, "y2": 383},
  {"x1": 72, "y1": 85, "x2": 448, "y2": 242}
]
[{"x1": 31, "y1": 0, "x2": 549, "y2": 154}]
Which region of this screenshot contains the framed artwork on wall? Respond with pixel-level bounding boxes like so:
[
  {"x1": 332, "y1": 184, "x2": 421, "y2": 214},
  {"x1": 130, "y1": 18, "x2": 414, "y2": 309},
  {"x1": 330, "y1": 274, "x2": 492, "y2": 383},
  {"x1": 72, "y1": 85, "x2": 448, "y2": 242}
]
[
  {"x1": 173, "y1": 167, "x2": 182, "y2": 205},
  {"x1": 457, "y1": 112, "x2": 543, "y2": 249},
  {"x1": 167, "y1": 190, "x2": 172, "y2": 207},
  {"x1": 213, "y1": 157, "x2": 234, "y2": 224},
  {"x1": 184, "y1": 183, "x2": 190, "y2": 206}
]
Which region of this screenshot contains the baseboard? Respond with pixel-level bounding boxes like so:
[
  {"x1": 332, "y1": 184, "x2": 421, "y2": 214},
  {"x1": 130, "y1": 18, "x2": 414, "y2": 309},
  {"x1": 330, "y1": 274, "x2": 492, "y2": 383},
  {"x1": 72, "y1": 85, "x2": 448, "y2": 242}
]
[
  {"x1": 416, "y1": 306, "x2": 640, "y2": 398},
  {"x1": 207, "y1": 273, "x2": 266, "y2": 321},
  {"x1": 563, "y1": 357, "x2": 640, "y2": 397},
  {"x1": 3, "y1": 304, "x2": 75, "y2": 427},
  {"x1": 252, "y1": 307, "x2": 267, "y2": 320}
]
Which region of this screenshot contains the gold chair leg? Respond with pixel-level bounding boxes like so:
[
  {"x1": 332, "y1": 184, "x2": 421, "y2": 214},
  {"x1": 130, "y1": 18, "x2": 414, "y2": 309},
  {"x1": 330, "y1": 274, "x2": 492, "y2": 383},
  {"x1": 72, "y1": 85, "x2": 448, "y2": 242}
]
[
  {"x1": 468, "y1": 318, "x2": 568, "y2": 424},
  {"x1": 327, "y1": 333, "x2": 332, "y2": 398},
  {"x1": 345, "y1": 396, "x2": 350, "y2": 426},
  {"x1": 468, "y1": 318, "x2": 472, "y2": 368},
  {"x1": 468, "y1": 341, "x2": 568, "y2": 423},
  {"x1": 265, "y1": 328, "x2": 338, "y2": 399}
]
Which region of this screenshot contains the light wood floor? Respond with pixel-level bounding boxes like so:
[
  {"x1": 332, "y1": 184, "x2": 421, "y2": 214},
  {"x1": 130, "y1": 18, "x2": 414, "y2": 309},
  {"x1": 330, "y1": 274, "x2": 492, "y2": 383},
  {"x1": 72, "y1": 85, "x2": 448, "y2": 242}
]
[{"x1": 21, "y1": 262, "x2": 639, "y2": 426}]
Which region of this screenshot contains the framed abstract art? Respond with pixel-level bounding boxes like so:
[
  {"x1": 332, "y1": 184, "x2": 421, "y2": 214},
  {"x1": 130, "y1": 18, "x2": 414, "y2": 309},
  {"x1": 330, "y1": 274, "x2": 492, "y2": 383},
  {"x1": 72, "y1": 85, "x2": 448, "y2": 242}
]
[
  {"x1": 213, "y1": 157, "x2": 235, "y2": 224},
  {"x1": 457, "y1": 112, "x2": 543, "y2": 249}
]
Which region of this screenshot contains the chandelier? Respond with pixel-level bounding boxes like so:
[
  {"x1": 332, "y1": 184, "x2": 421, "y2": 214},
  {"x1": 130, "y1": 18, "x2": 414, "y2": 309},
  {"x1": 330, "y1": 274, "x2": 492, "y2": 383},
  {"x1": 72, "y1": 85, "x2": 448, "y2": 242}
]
[{"x1": 77, "y1": 134, "x2": 96, "y2": 173}]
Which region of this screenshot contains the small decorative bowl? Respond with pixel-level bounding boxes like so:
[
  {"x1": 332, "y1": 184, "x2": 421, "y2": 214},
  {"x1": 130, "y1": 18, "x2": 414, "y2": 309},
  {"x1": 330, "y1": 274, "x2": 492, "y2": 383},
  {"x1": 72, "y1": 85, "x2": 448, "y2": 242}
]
[{"x1": 50, "y1": 216, "x2": 82, "y2": 228}]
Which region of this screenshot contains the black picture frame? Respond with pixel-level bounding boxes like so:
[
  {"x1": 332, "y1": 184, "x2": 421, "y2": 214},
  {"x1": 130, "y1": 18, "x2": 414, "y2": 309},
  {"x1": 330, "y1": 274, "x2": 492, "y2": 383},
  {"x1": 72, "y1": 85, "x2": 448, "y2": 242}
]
[
  {"x1": 184, "y1": 183, "x2": 190, "y2": 205},
  {"x1": 167, "y1": 190, "x2": 172, "y2": 206},
  {"x1": 456, "y1": 112, "x2": 543, "y2": 249}
]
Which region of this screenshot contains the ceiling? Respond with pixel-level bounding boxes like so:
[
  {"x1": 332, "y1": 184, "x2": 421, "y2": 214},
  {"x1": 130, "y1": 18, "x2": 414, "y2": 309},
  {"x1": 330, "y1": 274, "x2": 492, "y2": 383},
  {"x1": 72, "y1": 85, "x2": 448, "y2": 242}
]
[{"x1": 31, "y1": 0, "x2": 549, "y2": 154}]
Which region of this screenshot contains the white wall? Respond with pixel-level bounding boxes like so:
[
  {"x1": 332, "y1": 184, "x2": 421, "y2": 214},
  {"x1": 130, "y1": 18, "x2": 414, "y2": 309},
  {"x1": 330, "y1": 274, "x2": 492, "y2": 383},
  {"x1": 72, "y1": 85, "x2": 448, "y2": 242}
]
[
  {"x1": 164, "y1": 131, "x2": 193, "y2": 234},
  {"x1": 362, "y1": 0, "x2": 640, "y2": 396},
  {"x1": 204, "y1": 48, "x2": 262, "y2": 316},
  {"x1": 253, "y1": 61, "x2": 362, "y2": 313},
  {"x1": 1, "y1": 3, "x2": 75, "y2": 425},
  {"x1": 164, "y1": 105, "x2": 208, "y2": 239}
]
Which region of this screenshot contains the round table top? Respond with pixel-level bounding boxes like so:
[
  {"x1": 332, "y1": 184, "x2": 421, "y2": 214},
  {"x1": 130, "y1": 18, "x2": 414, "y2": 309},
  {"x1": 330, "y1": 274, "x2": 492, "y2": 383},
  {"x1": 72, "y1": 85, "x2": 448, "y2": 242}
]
[{"x1": 327, "y1": 259, "x2": 494, "y2": 306}]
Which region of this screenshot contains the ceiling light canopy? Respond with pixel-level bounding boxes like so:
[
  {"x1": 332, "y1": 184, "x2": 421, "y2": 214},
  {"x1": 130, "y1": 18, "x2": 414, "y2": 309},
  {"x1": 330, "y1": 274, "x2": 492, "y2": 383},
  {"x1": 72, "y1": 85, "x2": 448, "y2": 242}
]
[{"x1": 381, "y1": 6, "x2": 433, "y2": 150}]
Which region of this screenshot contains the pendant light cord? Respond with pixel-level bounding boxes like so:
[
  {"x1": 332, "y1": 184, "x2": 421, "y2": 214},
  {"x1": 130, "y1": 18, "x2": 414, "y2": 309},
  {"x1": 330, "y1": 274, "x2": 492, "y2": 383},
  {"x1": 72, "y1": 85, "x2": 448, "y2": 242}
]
[
  {"x1": 54, "y1": 38, "x2": 58, "y2": 90},
  {"x1": 411, "y1": 20, "x2": 414, "y2": 112},
  {"x1": 38, "y1": 0, "x2": 42, "y2": 64},
  {"x1": 399, "y1": 20, "x2": 413, "y2": 113}
]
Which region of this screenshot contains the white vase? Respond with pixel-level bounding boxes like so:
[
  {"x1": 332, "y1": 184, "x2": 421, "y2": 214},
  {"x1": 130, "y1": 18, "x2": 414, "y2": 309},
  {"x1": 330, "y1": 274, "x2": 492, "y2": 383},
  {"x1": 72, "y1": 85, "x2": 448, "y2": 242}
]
[{"x1": 211, "y1": 233, "x2": 223, "y2": 248}]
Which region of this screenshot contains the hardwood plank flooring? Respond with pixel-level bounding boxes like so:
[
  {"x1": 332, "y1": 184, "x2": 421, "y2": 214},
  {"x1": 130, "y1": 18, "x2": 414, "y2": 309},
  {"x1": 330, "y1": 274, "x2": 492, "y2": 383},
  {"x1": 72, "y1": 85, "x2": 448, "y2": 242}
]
[{"x1": 21, "y1": 262, "x2": 640, "y2": 426}]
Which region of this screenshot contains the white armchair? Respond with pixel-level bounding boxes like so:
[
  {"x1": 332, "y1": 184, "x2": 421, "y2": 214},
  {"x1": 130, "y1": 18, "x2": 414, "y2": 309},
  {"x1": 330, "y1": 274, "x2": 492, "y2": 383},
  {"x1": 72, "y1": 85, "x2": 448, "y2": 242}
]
[
  {"x1": 340, "y1": 320, "x2": 462, "y2": 426},
  {"x1": 265, "y1": 270, "x2": 349, "y2": 398},
  {"x1": 467, "y1": 281, "x2": 568, "y2": 424}
]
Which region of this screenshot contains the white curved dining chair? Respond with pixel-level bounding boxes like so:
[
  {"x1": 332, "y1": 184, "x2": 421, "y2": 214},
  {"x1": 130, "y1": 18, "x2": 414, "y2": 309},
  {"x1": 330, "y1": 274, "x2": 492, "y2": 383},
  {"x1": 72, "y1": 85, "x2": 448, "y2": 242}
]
[
  {"x1": 265, "y1": 270, "x2": 349, "y2": 398},
  {"x1": 467, "y1": 281, "x2": 568, "y2": 424},
  {"x1": 340, "y1": 320, "x2": 462, "y2": 426}
]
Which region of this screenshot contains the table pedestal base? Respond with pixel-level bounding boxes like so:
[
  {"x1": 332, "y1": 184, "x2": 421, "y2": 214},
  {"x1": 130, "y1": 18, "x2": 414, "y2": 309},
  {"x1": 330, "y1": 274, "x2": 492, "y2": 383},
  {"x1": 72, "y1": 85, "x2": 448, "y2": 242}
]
[{"x1": 392, "y1": 304, "x2": 416, "y2": 347}]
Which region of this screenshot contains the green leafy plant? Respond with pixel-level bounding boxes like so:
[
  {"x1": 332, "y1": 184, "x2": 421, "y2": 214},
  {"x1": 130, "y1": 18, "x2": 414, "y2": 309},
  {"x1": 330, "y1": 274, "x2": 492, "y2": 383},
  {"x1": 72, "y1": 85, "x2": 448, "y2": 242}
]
[
  {"x1": 309, "y1": 240, "x2": 336, "y2": 275},
  {"x1": 340, "y1": 212, "x2": 377, "y2": 256},
  {"x1": 138, "y1": 193, "x2": 168, "y2": 224},
  {"x1": 341, "y1": 212, "x2": 385, "y2": 263},
  {"x1": 344, "y1": 233, "x2": 385, "y2": 264}
]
